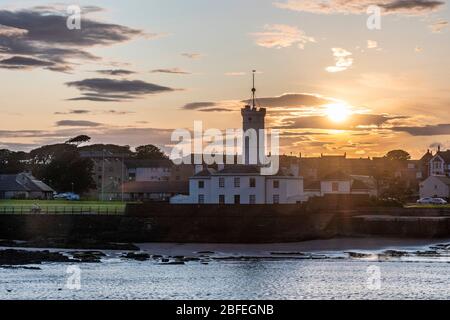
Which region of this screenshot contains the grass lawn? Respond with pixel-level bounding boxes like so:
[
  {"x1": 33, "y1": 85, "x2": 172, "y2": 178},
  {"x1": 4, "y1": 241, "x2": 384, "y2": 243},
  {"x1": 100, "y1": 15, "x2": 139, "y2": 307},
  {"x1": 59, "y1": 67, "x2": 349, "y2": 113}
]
[
  {"x1": 0, "y1": 200, "x2": 132, "y2": 214},
  {"x1": 405, "y1": 203, "x2": 450, "y2": 209}
]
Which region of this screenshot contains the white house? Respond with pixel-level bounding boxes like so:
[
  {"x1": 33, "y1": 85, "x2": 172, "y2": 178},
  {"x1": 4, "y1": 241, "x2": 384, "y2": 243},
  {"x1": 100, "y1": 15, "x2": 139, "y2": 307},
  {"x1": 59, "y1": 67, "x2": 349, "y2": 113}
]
[
  {"x1": 419, "y1": 175, "x2": 450, "y2": 199},
  {"x1": 171, "y1": 165, "x2": 306, "y2": 205},
  {"x1": 304, "y1": 172, "x2": 377, "y2": 198}
]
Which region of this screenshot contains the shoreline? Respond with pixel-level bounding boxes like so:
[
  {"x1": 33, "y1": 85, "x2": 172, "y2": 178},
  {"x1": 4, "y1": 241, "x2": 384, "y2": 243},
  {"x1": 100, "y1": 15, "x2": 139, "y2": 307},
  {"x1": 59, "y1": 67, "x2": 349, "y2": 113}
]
[{"x1": 137, "y1": 237, "x2": 450, "y2": 257}]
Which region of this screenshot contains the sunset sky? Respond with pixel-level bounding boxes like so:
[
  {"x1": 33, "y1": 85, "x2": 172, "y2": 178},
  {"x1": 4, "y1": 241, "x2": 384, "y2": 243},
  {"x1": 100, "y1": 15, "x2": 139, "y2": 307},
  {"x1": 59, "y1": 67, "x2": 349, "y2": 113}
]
[{"x1": 0, "y1": 0, "x2": 449, "y2": 158}]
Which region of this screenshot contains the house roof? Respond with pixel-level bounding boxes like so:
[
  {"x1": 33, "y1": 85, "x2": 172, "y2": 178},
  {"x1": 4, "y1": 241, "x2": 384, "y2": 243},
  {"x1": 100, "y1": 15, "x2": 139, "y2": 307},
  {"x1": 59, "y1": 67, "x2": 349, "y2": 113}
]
[
  {"x1": 351, "y1": 179, "x2": 369, "y2": 190},
  {"x1": 435, "y1": 151, "x2": 450, "y2": 163},
  {"x1": 0, "y1": 173, "x2": 54, "y2": 192},
  {"x1": 0, "y1": 175, "x2": 28, "y2": 191},
  {"x1": 435, "y1": 176, "x2": 450, "y2": 186},
  {"x1": 322, "y1": 171, "x2": 351, "y2": 181},
  {"x1": 304, "y1": 180, "x2": 320, "y2": 190},
  {"x1": 122, "y1": 181, "x2": 189, "y2": 194},
  {"x1": 216, "y1": 165, "x2": 261, "y2": 175}
]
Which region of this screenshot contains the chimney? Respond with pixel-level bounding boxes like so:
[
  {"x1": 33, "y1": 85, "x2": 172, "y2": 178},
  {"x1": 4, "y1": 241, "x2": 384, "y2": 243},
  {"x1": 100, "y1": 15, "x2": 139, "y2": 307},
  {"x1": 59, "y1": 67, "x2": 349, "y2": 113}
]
[
  {"x1": 290, "y1": 163, "x2": 300, "y2": 177},
  {"x1": 195, "y1": 165, "x2": 204, "y2": 174},
  {"x1": 438, "y1": 145, "x2": 441, "y2": 153}
]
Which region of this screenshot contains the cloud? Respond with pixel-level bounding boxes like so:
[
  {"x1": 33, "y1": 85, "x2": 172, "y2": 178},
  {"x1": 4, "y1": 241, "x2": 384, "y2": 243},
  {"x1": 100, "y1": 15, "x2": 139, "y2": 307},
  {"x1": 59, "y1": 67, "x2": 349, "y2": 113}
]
[
  {"x1": 279, "y1": 114, "x2": 403, "y2": 130},
  {"x1": 0, "y1": 7, "x2": 153, "y2": 72},
  {"x1": 54, "y1": 109, "x2": 133, "y2": 115},
  {"x1": 326, "y1": 48, "x2": 353, "y2": 73},
  {"x1": 429, "y1": 19, "x2": 448, "y2": 33},
  {"x1": 56, "y1": 120, "x2": 102, "y2": 127},
  {"x1": 225, "y1": 72, "x2": 246, "y2": 76},
  {"x1": 54, "y1": 109, "x2": 90, "y2": 115},
  {"x1": 150, "y1": 68, "x2": 191, "y2": 75},
  {"x1": 0, "y1": 55, "x2": 55, "y2": 70},
  {"x1": 196, "y1": 108, "x2": 235, "y2": 112},
  {"x1": 392, "y1": 124, "x2": 450, "y2": 136},
  {"x1": 251, "y1": 24, "x2": 315, "y2": 49},
  {"x1": 243, "y1": 93, "x2": 334, "y2": 108},
  {"x1": 182, "y1": 93, "x2": 335, "y2": 113},
  {"x1": 181, "y1": 53, "x2": 203, "y2": 59},
  {"x1": 182, "y1": 102, "x2": 217, "y2": 110},
  {"x1": 274, "y1": 0, "x2": 445, "y2": 15},
  {"x1": 367, "y1": 40, "x2": 378, "y2": 49},
  {"x1": 66, "y1": 78, "x2": 176, "y2": 102},
  {"x1": 95, "y1": 69, "x2": 136, "y2": 76}
]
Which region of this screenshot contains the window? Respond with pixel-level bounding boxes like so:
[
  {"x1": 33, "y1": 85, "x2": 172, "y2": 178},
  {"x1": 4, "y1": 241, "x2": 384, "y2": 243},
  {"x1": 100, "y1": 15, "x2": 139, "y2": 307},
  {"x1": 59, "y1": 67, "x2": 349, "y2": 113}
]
[
  {"x1": 219, "y1": 195, "x2": 225, "y2": 204},
  {"x1": 249, "y1": 195, "x2": 256, "y2": 204},
  {"x1": 249, "y1": 178, "x2": 256, "y2": 188},
  {"x1": 198, "y1": 195, "x2": 205, "y2": 204},
  {"x1": 234, "y1": 178, "x2": 240, "y2": 188},
  {"x1": 273, "y1": 180, "x2": 280, "y2": 189},
  {"x1": 198, "y1": 180, "x2": 205, "y2": 189},
  {"x1": 273, "y1": 195, "x2": 280, "y2": 204},
  {"x1": 219, "y1": 178, "x2": 225, "y2": 188},
  {"x1": 332, "y1": 182, "x2": 339, "y2": 192},
  {"x1": 234, "y1": 195, "x2": 241, "y2": 204}
]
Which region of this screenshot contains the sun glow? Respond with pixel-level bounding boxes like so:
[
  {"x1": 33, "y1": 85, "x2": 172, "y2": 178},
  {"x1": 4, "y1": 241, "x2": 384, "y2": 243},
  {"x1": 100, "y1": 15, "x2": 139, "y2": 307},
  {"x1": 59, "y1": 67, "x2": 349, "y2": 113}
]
[{"x1": 325, "y1": 103, "x2": 351, "y2": 123}]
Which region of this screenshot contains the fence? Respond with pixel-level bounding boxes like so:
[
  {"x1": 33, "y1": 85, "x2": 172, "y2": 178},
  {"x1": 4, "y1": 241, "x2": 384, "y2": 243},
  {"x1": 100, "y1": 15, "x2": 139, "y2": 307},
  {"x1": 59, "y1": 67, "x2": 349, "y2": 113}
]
[{"x1": 0, "y1": 205, "x2": 125, "y2": 215}]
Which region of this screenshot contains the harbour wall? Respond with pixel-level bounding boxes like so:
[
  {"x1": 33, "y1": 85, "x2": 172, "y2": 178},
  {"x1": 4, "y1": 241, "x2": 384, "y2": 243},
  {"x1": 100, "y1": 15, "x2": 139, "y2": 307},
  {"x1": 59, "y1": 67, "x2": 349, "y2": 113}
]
[{"x1": 0, "y1": 204, "x2": 448, "y2": 243}]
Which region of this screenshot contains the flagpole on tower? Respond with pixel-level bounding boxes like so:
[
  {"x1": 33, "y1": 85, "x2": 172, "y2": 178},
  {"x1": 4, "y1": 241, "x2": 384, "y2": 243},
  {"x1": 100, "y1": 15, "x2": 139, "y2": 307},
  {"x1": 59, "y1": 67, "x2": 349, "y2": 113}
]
[{"x1": 252, "y1": 70, "x2": 256, "y2": 108}]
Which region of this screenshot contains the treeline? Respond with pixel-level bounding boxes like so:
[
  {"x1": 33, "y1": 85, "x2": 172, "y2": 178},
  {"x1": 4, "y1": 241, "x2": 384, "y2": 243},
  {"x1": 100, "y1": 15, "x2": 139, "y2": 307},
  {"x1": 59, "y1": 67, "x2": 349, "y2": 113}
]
[{"x1": 0, "y1": 135, "x2": 168, "y2": 194}]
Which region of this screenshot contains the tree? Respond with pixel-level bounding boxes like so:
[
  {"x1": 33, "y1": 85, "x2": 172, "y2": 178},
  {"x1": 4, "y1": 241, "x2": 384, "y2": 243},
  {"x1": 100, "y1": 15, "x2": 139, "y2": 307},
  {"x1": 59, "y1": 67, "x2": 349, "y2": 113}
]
[
  {"x1": 35, "y1": 150, "x2": 95, "y2": 194},
  {"x1": 66, "y1": 135, "x2": 91, "y2": 146},
  {"x1": 29, "y1": 144, "x2": 77, "y2": 166},
  {"x1": 0, "y1": 149, "x2": 28, "y2": 174},
  {"x1": 135, "y1": 145, "x2": 168, "y2": 160},
  {"x1": 386, "y1": 150, "x2": 411, "y2": 162},
  {"x1": 79, "y1": 144, "x2": 132, "y2": 155}
]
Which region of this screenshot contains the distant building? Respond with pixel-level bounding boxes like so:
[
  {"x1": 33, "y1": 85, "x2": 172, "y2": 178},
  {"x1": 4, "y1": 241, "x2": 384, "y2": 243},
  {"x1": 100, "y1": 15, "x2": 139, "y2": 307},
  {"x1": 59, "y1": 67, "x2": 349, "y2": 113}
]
[
  {"x1": 429, "y1": 148, "x2": 450, "y2": 177},
  {"x1": 80, "y1": 150, "x2": 129, "y2": 200},
  {"x1": 304, "y1": 172, "x2": 377, "y2": 198},
  {"x1": 125, "y1": 159, "x2": 173, "y2": 182},
  {"x1": 419, "y1": 175, "x2": 450, "y2": 199},
  {"x1": 0, "y1": 173, "x2": 54, "y2": 199},
  {"x1": 122, "y1": 181, "x2": 189, "y2": 201}
]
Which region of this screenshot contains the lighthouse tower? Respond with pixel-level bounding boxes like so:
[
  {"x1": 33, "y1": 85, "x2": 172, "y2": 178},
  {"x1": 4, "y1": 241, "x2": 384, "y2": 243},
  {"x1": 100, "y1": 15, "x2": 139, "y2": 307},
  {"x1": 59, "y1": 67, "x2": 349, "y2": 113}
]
[{"x1": 241, "y1": 71, "x2": 266, "y2": 165}]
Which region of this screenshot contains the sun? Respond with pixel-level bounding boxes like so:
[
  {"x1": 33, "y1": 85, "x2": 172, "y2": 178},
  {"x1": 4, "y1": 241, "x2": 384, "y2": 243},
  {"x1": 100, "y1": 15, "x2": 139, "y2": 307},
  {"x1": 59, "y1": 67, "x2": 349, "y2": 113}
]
[{"x1": 325, "y1": 103, "x2": 351, "y2": 123}]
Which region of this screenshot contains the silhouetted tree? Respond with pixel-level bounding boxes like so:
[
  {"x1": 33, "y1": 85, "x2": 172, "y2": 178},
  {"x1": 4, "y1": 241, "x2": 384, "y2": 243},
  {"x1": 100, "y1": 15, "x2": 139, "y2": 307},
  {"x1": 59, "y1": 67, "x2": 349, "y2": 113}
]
[
  {"x1": 66, "y1": 135, "x2": 91, "y2": 146},
  {"x1": 386, "y1": 150, "x2": 411, "y2": 162},
  {"x1": 135, "y1": 145, "x2": 168, "y2": 160},
  {"x1": 36, "y1": 150, "x2": 95, "y2": 193},
  {"x1": 0, "y1": 149, "x2": 28, "y2": 174}
]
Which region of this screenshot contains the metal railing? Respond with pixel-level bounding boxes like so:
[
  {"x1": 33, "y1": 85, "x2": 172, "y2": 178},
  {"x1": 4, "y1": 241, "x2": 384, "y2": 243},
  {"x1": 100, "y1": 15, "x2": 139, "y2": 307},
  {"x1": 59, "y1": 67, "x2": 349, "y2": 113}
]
[{"x1": 0, "y1": 206, "x2": 125, "y2": 215}]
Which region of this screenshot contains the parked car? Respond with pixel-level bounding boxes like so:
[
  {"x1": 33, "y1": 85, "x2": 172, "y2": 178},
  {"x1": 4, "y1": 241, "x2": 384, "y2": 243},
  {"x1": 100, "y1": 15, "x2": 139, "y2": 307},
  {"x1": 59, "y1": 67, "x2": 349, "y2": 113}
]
[
  {"x1": 417, "y1": 197, "x2": 448, "y2": 205},
  {"x1": 431, "y1": 198, "x2": 448, "y2": 205},
  {"x1": 53, "y1": 192, "x2": 80, "y2": 201}
]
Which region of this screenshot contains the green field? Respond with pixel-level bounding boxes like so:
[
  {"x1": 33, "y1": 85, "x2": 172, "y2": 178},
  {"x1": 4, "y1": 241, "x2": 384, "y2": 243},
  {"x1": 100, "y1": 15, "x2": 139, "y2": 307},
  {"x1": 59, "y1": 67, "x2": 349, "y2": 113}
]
[
  {"x1": 405, "y1": 203, "x2": 450, "y2": 209},
  {"x1": 0, "y1": 200, "x2": 130, "y2": 215}
]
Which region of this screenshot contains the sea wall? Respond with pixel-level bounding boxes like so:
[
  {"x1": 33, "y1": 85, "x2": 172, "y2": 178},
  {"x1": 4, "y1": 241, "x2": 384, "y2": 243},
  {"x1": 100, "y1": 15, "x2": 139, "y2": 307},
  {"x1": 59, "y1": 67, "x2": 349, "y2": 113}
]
[{"x1": 0, "y1": 204, "x2": 448, "y2": 244}]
